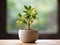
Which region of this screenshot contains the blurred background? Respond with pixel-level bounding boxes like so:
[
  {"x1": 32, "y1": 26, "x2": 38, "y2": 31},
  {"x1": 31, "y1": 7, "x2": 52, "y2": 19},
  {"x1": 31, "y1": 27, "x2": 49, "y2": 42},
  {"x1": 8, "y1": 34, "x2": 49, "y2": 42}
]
[{"x1": 7, "y1": 0, "x2": 57, "y2": 34}]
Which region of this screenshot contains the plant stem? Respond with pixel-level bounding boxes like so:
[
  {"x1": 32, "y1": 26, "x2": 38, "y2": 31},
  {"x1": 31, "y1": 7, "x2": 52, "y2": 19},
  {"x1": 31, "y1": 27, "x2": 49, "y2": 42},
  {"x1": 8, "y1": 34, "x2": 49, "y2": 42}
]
[{"x1": 27, "y1": 20, "x2": 30, "y2": 30}]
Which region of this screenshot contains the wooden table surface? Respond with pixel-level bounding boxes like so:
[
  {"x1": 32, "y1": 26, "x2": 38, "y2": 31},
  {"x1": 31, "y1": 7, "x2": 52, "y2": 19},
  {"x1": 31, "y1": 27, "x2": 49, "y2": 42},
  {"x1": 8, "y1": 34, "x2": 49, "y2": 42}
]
[{"x1": 0, "y1": 40, "x2": 60, "y2": 45}]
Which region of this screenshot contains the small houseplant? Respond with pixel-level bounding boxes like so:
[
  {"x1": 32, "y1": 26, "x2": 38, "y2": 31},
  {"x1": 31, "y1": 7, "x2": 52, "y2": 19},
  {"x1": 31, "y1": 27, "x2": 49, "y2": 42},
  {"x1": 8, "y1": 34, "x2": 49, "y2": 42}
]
[{"x1": 16, "y1": 5, "x2": 38, "y2": 43}]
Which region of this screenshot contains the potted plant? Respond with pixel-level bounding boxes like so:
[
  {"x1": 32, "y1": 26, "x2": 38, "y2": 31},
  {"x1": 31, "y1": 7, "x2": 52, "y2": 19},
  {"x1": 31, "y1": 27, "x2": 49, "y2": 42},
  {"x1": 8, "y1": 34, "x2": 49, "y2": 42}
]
[{"x1": 16, "y1": 5, "x2": 39, "y2": 43}]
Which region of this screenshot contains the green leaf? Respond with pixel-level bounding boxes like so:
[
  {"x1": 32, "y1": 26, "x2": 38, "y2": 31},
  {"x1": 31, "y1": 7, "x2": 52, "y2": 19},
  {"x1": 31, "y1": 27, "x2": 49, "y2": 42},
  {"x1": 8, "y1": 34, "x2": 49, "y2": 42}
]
[
  {"x1": 18, "y1": 13, "x2": 22, "y2": 17},
  {"x1": 25, "y1": 14, "x2": 30, "y2": 19},
  {"x1": 34, "y1": 13, "x2": 38, "y2": 15},
  {"x1": 29, "y1": 5, "x2": 31, "y2": 10},
  {"x1": 23, "y1": 11, "x2": 28, "y2": 13},
  {"x1": 31, "y1": 20, "x2": 33, "y2": 23},
  {"x1": 23, "y1": 20, "x2": 27, "y2": 24},
  {"x1": 21, "y1": 15, "x2": 25, "y2": 19},
  {"x1": 16, "y1": 20, "x2": 22, "y2": 25},
  {"x1": 32, "y1": 15, "x2": 36, "y2": 19},
  {"x1": 32, "y1": 8, "x2": 34, "y2": 11},
  {"x1": 34, "y1": 8, "x2": 38, "y2": 13},
  {"x1": 24, "y1": 5, "x2": 28, "y2": 10}
]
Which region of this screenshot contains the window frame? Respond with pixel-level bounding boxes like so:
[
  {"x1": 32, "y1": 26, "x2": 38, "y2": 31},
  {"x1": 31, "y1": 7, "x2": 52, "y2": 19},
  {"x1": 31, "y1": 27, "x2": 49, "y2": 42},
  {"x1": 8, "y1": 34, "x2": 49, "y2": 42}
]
[{"x1": 0, "y1": 0, "x2": 60, "y2": 39}]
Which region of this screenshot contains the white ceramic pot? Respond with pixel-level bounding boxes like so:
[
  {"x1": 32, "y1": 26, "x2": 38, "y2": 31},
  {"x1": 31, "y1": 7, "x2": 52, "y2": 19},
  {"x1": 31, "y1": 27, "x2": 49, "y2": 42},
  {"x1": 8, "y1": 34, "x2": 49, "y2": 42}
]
[{"x1": 18, "y1": 29, "x2": 38, "y2": 43}]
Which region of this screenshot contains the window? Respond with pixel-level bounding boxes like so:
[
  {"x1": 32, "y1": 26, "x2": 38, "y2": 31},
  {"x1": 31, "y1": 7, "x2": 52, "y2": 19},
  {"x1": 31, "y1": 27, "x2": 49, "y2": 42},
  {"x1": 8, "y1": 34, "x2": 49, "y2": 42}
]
[
  {"x1": 7, "y1": 0, "x2": 58, "y2": 34},
  {"x1": 0, "y1": 0, "x2": 60, "y2": 39}
]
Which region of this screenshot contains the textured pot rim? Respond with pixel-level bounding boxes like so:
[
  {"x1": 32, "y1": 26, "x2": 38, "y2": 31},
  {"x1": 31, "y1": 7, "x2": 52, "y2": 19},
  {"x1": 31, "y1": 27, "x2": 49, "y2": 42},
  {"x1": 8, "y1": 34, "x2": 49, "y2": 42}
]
[{"x1": 19, "y1": 29, "x2": 38, "y2": 31}]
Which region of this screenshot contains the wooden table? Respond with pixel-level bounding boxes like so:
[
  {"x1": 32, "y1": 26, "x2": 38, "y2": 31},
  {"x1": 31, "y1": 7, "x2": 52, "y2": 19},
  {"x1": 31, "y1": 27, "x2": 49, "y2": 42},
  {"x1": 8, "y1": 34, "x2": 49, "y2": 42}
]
[{"x1": 0, "y1": 40, "x2": 60, "y2": 45}]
